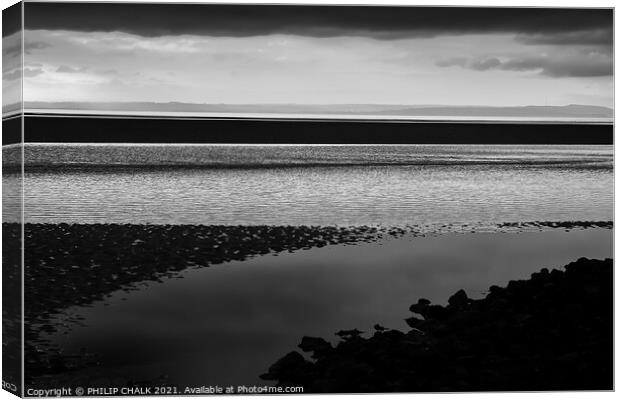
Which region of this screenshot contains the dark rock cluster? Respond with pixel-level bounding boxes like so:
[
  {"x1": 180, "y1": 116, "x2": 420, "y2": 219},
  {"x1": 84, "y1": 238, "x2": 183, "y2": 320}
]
[{"x1": 261, "y1": 258, "x2": 613, "y2": 392}]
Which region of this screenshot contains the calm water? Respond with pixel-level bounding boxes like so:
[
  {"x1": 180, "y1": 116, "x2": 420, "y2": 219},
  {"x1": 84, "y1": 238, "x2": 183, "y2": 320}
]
[
  {"x1": 3, "y1": 144, "x2": 613, "y2": 225},
  {"x1": 42, "y1": 229, "x2": 613, "y2": 387}
]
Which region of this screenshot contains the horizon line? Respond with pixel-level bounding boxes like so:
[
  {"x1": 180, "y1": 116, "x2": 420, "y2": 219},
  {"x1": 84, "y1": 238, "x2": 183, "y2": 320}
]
[{"x1": 2, "y1": 109, "x2": 613, "y2": 125}]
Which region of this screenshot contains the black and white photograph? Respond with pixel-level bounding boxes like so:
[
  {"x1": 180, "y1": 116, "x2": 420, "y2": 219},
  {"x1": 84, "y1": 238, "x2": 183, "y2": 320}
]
[{"x1": 1, "y1": 0, "x2": 615, "y2": 396}]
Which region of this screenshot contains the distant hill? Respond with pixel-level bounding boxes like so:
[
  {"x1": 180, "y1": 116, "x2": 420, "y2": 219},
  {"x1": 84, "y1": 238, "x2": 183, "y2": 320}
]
[
  {"x1": 20, "y1": 102, "x2": 613, "y2": 119},
  {"x1": 370, "y1": 105, "x2": 613, "y2": 118}
]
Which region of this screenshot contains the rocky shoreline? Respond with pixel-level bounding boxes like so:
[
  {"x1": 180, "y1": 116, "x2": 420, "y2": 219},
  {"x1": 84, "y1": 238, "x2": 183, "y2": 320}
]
[{"x1": 261, "y1": 257, "x2": 613, "y2": 392}]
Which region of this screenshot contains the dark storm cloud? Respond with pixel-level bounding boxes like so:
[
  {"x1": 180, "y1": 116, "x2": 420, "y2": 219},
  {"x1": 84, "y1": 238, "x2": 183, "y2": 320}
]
[
  {"x1": 56, "y1": 65, "x2": 87, "y2": 73},
  {"x1": 470, "y1": 57, "x2": 502, "y2": 71},
  {"x1": 2, "y1": 2, "x2": 21, "y2": 37},
  {"x1": 516, "y1": 29, "x2": 613, "y2": 46},
  {"x1": 23, "y1": 67, "x2": 44, "y2": 77},
  {"x1": 19, "y1": 3, "x2": 612, "y2": 43},
  {"x1": 5, "y1": 40, "x2": 52, "y2": 58},
  {"x1": 3, "y1": 67, "x2": 44, "y2": 81},
  {"x1": 436, "y1": 58, "x2": 468, "y2": 68},
  {"x1": 501, "y1": 56, "x2": 612, "y2": 77},
  {"x1": 25, "y1": 41, "x2": 51, "y2": 54},
  {"x1": 2, "y1": 69, "x2": 21, "y2": 81},
  {"x1": 436, "y1": 55, "x2": 612, "y2": 77},
  {"x1": 97, "y1": 69, "x2": 119, "y2": 76},
  {"x1": 3, "y1": 42, "x2": 21, "y2": 58}
]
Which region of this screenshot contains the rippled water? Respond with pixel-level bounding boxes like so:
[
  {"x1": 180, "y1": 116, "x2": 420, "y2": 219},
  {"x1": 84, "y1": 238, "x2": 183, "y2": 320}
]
[
  {"x1": 3, "y1": 144, "x2": 613, "y2": 225},
  {"x1": 7, "y1": 143, "x2": 614, "y2": 167}
]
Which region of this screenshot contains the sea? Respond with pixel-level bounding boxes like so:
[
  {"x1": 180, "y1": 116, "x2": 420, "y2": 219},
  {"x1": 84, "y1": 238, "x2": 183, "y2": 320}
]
[{"x1": 2, "y1": 143, "x2": 614, "y2": 226}]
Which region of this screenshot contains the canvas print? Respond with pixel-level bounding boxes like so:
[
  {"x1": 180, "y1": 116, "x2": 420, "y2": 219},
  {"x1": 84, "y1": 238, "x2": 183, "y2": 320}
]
[{"x1": 1, "y1": 1, "x2": 614, "y2": 396}]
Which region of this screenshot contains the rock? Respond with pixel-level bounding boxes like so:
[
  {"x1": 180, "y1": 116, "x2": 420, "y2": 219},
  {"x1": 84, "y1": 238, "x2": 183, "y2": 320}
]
[
  {"x1": 404, "y1": 316, "x2": 424, "y2": 329},
  {"x1": 298, "y1": 336, "x2": 332, "y2": 358},
  {"x1": 409, "y1": 298, "x2": 431, "y2": 314},
  {"x1": 373, "y1": 324, "x2": 388, "y2": 332},
  {"x1": 448, "y1": 289, "x2": 470, "y2": 309},
  {"x1": 335, "y1": 329, "x2": 364, "y2": 339},
  {"x1": 260, "y1": 351, "x2": 312, "y2": 382}
]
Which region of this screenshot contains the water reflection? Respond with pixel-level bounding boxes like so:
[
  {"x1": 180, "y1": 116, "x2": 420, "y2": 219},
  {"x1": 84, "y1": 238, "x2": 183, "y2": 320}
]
[{"x1": 40, "y1": 229, "x2": 612, "y2": 387}]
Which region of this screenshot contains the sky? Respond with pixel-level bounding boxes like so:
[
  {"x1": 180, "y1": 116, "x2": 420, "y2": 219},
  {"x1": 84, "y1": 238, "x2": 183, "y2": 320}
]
[{"x1": 2, "y1": 2, "x2": 614, "y2": 111}]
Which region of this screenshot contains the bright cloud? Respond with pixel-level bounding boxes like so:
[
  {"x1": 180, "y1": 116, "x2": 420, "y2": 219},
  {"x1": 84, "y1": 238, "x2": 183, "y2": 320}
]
[{"x1": 21, "y1": 29, "x2": 613, "y2": 107}]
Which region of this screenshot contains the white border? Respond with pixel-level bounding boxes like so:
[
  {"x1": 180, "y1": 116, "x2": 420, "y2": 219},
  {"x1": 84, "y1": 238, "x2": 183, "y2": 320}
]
[{"x1": 0, "y1": 2, "x2": 616, "y2": 399}]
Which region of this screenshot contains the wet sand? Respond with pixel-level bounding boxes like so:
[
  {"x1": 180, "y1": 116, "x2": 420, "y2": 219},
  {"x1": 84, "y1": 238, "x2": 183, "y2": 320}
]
[{"x1": 17, "y1": 221, "x2": 612, "y2": 388}]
